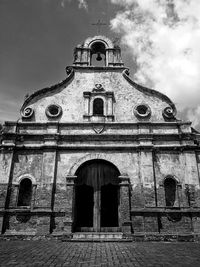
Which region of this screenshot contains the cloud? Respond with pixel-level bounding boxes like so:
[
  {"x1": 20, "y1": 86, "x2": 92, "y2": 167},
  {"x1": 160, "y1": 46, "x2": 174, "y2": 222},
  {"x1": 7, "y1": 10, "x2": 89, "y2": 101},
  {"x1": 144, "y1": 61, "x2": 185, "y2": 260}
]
[
  {"x1": 185, "y1": 105, "x2": 200, "y2": 129},
  {"x1": 60, "y1": 0, "x2": 66, "y2": 8},
  {"x1": 78, "y1": 0, "x2": 88, "y2": 10},
  {"x1": 60, "y1": 0, "x2": 88, "y2": 10},
  {"x1": 110, "y1": 0, "x2": 200, "y2": 126}
]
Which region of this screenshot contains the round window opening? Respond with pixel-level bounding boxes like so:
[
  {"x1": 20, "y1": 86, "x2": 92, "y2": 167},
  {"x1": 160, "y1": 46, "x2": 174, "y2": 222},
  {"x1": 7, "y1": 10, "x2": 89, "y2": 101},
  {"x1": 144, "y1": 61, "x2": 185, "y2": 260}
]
[
  {"x1": 134, "y1": 104, "x2": 151, "y2": 118},
  {"x1": 137, "y1": 105, "x2": 148, "y2": 115},
  {"x1": 46, "y1": 104, "x2": 62, "y2": 118}
]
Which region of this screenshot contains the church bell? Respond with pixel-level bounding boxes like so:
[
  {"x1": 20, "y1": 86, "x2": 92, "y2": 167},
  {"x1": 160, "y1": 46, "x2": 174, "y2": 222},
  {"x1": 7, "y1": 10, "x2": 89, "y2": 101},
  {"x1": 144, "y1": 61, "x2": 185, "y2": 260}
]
[{"x1": 96, "y1": 52, "x2": 102, "y2": 61}]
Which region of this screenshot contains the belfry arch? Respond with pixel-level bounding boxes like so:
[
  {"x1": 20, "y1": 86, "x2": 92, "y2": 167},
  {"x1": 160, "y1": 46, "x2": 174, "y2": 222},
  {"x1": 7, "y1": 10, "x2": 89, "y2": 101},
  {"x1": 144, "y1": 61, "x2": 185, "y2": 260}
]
[
  {"x1": 90, "y1": 41, "x2": 106, "y2": 67},
  {"x1": 73, "y1": 159, "x2": 121, "y2": 232},
  {"x1": 73, "y1": 35, "x2": 124, "y2": 67}
]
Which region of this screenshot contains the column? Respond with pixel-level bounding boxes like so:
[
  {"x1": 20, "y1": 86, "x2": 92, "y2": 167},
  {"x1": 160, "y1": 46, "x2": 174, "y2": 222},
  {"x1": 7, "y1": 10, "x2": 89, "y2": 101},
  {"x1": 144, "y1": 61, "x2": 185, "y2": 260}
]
[
  {"x1": 119, "y1": 176, "x2": 131, "y2": 233},
  {"x1": 65, "y1": 175, "x2": 77, "y2": 233},
  {"x1": 83, "y1": 92, "x2": 91, "y2": 121},
  {"x1": 106, "y1": 92, "x2": 114, "y2": 122}
]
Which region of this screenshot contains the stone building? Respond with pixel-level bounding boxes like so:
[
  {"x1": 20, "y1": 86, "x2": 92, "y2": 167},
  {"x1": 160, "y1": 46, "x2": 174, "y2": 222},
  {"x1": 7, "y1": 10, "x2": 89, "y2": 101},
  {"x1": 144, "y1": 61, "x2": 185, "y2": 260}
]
[{"x1": 0, "y1": 35, "x2": 200, "y2": 240}]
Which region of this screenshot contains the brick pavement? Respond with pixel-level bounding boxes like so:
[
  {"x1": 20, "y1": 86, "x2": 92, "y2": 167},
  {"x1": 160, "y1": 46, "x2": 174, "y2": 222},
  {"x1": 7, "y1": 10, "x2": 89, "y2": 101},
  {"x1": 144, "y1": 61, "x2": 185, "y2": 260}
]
[{"x1": 0, "y1": 241, "x2": 200, "y2": 267}]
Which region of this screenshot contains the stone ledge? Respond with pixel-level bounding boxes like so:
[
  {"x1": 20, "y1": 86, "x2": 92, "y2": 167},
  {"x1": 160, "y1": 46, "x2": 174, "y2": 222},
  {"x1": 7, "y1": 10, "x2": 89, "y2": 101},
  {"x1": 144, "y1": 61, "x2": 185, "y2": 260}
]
[
  {"x1": 0, "y1": 233, "x2": 199, "y2": 242},
  {"x1": 0, "y1": 209, "x2": 66, "y2": 216},
  {"x1": 124, "y1": 233, "x2": 199, "y2": 242},
  {"x1": 131, "y1": 207, "x2": 200, "y2": 215},
  {"x1": 1, "y1": 144, "x2": 198, "y2": 151},
  {"x1": 3, "y1": 121, "x2": 192, "y2": 127}
]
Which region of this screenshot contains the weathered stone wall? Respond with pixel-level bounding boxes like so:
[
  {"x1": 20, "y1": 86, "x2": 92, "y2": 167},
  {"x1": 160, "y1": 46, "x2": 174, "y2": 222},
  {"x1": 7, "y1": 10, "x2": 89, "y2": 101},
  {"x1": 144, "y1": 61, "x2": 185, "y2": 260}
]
[
  {"x1": 0, "y1": 151, "x2": 13, "y2": 208},
  {"x1": 1, "y1": 149, "x2": 57, "y2": 234},
  {"x1": 49, "y1": 151, "x2": 200, "y2": 234},
  {"x1": 10, "y1": 151, "x2": 43, "y2": 208},
  {"x1": 0, "y1": 147, "x2": 200, "y2": 236},
  {"x1": 155, "y1": 152, "x2": 199, "y2": 207}
]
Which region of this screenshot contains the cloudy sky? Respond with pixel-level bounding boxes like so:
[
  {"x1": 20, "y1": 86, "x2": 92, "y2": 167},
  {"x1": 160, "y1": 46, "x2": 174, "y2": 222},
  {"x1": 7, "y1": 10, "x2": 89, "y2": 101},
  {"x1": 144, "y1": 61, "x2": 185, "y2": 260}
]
[{"x1": 0, "y1": 0, "x2": 200, "y2": 129}]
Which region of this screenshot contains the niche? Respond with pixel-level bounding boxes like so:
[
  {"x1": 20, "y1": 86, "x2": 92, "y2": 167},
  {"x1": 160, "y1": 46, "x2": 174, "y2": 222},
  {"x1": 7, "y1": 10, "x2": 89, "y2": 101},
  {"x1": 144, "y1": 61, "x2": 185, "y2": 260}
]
[
  {"x1": 17, "y1": 178, "x2": 32, "y2": 207},
  {"x1": 93, "y1": 98, "x2": 104, "y2": 116}
]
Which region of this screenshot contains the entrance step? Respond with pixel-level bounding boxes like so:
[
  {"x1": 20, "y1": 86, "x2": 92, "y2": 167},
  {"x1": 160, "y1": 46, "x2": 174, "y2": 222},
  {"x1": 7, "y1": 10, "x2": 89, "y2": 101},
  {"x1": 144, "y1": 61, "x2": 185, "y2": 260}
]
[{"x1": 72, "y1": 232, "x2": 123, "y2": 241}]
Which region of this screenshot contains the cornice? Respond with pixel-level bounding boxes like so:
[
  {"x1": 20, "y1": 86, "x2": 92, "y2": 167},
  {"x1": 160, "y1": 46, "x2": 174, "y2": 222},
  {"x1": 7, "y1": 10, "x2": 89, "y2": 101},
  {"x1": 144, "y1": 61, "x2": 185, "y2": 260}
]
[
  {"x1": 3, "y1": 121, "x2": 192, "y2": 127},
  {"x1": 0, "y1": 144, "x2": 198, "y2": 152},
  {"x1": 1, "y1": 132, "x2": 195, "y2": 141},
  {"x1": 70, "y1": 65, "x2": 126, "y2": 71},
  {"x1": 131, "y1": 207, "x2": 200, "y2": 215}
]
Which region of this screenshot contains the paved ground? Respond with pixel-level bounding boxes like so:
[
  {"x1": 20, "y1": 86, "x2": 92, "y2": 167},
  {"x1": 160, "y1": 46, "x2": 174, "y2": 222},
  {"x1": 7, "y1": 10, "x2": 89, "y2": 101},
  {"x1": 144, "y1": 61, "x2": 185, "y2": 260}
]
[{"x1": 0, "y1": 241, "x2": 200, "y2": 266}]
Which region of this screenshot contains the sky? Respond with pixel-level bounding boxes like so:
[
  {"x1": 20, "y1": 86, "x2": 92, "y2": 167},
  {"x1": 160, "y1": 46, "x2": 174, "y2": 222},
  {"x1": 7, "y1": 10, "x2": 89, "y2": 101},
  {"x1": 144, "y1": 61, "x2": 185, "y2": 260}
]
[{"x1": 0, "y1": 0, "x2": 200, "y2": 130}]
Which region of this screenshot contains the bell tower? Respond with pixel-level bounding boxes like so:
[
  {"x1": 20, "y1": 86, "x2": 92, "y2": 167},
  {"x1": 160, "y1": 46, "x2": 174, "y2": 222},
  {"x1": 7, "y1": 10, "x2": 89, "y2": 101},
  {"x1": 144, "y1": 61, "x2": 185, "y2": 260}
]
[{"x1": 73, "y1": 36, "x2": 124, "y2": 67}]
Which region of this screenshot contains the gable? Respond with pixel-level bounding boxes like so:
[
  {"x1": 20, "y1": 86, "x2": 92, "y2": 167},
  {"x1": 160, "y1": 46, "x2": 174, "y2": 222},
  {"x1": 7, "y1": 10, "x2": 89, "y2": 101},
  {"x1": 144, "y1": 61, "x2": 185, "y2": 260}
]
[{"x1": 20, "y1": 67, "x2": 176, "y2": 123}]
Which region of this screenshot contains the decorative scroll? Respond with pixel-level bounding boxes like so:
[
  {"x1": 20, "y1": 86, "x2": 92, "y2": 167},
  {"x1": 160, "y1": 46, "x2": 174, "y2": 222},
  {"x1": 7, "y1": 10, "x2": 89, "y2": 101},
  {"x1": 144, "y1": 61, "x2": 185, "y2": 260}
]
[
  {"x1": 163, "y1": 106, "x2": 176, "y2": 120},
  {"x1": 21, "y1": 107, "x2": 34, "y2": 119},
  {"x1": 65, "y1": 66, "x2": 73, "y2": 76}
]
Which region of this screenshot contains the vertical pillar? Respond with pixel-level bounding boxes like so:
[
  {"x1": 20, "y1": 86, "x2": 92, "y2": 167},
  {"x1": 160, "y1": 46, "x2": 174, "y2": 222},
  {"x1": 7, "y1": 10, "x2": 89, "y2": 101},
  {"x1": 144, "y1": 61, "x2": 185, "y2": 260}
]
[
  {"x1": 140, "y1": 150, "x2": 155, "y2": 207},
  {"x1": 36, "y1": 150, "x2": 56, "y2": 208},
  {"x1": 106, "y1": 92, "x2": 114, "y2": 122},
  {"x1": 107, "y1": 96, "x2": 113, "y2": 115},
  {"x1": 106, "y1": 49, "x2": 109, "y2": 66},
  {"x1": 93, "y1": 186, "x2": 100, "y2": 232},
  {"x1": 2, "y1": 147, "x2": 15, "y2": 234},
  {"x1": 31, "y1": 184, "x2": 37, "y2": 209},
  {"x1": 65, "y1": 176, "x2": 77, "y2": 234},
  {"x1": 9, "y1": 184, "x2": 19, "y2": 207},
  {"x1": 119, "y1": 176, "x2": 131, "y2": 234},
  {"x1": 84, "y1": 93, "x2": 90, "y2": 115},
  {"x1": 83, "y1": 92, "x2": 91, "y2": 121}
]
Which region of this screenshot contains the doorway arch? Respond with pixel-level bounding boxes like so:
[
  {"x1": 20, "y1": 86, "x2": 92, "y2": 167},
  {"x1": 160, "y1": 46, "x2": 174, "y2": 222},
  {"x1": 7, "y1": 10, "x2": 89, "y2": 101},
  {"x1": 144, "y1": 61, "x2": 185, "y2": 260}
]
[{"x1": 73, "y1": 159, "x2": 120, "y2": 232}]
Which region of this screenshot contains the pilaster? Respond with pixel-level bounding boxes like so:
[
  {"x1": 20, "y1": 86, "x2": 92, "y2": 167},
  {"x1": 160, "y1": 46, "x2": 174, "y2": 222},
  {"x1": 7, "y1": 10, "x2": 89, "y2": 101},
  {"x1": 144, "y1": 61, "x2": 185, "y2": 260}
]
[{"x1": 119, "y1": 175, "x2": 131, "y2": 233}]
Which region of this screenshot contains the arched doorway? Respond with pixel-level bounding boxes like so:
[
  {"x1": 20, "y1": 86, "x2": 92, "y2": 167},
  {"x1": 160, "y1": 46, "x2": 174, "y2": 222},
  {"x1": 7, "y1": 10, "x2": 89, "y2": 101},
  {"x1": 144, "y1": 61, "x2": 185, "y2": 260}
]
[{"x1": 73, "y1": 159, "x2": 120, "y2": 232}]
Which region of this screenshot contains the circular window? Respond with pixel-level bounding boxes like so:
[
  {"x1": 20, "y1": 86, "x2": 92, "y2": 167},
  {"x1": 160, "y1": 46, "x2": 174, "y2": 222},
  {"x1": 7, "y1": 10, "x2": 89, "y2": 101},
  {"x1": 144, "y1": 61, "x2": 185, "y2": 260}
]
[
  {"x1": 46, "y1": 104, "x2": 62, "y2": 118},
  {"x1": 21, "y1": 107, "x2": 34, "y2": 119},
  {"x1": 134, "y1": 104, "x2": 151, "y2": 119}
]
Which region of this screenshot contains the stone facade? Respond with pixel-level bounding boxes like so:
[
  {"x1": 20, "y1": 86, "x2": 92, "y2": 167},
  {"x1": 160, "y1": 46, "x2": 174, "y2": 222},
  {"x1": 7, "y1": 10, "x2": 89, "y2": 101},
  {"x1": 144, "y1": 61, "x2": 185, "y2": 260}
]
[{"x1": 0, "y1": 35, "x2": 200, "y2": 240}]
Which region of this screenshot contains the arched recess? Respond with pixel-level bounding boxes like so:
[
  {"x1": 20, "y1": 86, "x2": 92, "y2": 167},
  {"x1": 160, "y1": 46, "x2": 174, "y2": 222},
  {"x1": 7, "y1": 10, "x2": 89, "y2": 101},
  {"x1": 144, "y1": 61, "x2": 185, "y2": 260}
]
[
  {"x1": 163, "y1": 175, "x2": 182, "y2": 222},
  {"x1": 15, "y1": 174, "x2": 36, "y2": 208},
  {"x1": 17, "y1": 178, "x2": 32, "y2": 207},
  {"x1": 93, "y1": 98, "x2": 104, "y2": 116},
  {"x1": 15, "y1": 173, "x2": 37, "y2": 185},
  {"x1": 73, "y1": 159, "x2": 121, "y2": 232},
  {"x1": 87, "y1": 37, "x2": 112, "y2": 49},
  {"x1": 164, "y1": 176, "x2": 177, "y2": 207},
  {"x1": 68, "y1": 154, "x2": 123, "y2": 177}
]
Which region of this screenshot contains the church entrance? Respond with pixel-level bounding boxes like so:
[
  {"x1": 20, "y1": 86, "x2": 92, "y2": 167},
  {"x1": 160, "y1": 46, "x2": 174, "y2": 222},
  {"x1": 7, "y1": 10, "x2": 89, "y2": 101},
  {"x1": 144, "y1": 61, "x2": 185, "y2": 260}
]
[{"x1": 73, "y1": 160, "x2": 120, "y2": 232}]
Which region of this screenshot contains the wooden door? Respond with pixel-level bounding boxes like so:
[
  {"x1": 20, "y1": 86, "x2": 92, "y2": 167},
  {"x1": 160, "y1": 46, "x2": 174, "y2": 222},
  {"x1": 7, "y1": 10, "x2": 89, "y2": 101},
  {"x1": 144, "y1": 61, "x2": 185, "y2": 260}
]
[{"x1": 74, "y1": 159, "x2": 120, "y2": 232}]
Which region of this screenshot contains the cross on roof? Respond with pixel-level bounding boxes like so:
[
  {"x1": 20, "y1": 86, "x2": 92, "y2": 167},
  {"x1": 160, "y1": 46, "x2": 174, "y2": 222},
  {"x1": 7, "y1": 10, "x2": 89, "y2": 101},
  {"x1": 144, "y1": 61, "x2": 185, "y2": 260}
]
[{"x1": 91, "y1": 19, "x2": 107, "y2": 34}]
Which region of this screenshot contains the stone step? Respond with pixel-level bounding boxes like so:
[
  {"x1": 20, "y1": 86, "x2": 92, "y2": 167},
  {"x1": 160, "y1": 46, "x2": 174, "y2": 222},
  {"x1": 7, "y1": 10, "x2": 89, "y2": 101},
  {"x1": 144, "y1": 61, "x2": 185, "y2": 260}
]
[{"x1": 72, "y1": 232, "x2": 123, "y2": 240}]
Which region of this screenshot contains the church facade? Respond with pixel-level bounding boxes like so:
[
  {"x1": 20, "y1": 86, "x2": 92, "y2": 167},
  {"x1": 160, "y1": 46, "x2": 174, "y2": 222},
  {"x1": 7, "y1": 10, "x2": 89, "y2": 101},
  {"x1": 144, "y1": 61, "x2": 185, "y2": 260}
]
[{"x1": 0, "y1": 35, "x2": 200, "y2": 240}]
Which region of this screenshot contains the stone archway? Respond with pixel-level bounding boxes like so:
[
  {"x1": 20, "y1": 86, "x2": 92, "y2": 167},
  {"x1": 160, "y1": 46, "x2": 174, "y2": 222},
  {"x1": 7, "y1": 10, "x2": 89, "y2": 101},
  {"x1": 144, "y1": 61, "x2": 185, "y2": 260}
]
[{"x1": 73, "y1": 159, "x2": 120, "y2": 232}]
